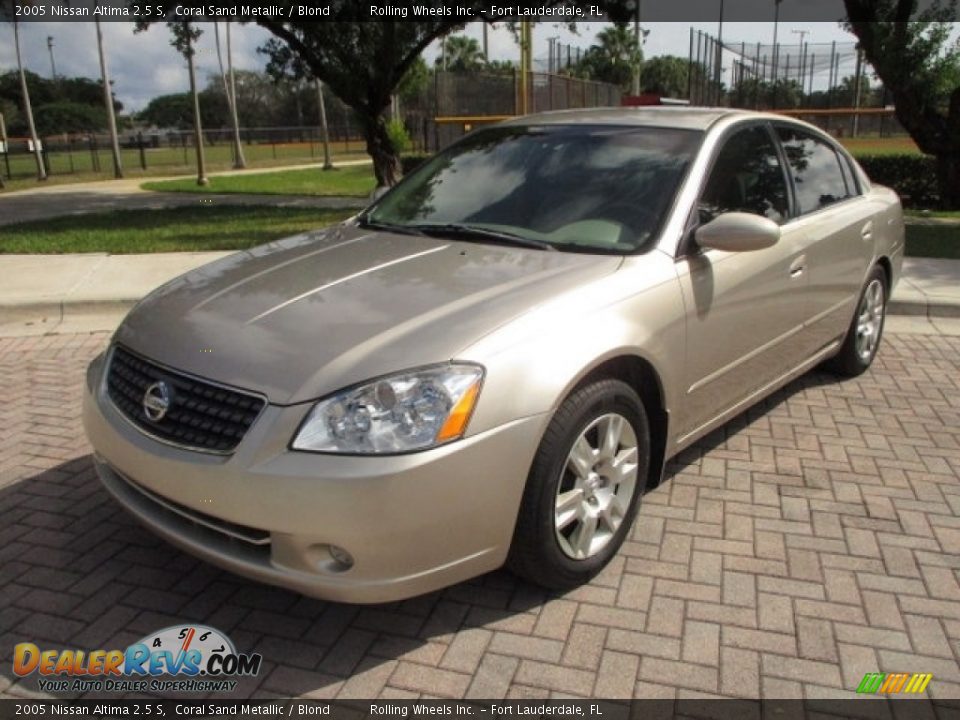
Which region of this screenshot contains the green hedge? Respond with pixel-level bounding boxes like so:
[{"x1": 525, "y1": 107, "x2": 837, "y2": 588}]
[{"x1": 856, "y1": 154, "x2": 939, "y2": 209}]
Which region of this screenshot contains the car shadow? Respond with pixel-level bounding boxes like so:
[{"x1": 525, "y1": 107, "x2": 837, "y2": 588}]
[{"x1": 1, "y1": 367, "x2": 848, "y2": 700}]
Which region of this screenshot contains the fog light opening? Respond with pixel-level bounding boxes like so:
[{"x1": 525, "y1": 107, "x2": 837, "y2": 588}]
[{"x1": 328, "y1": 545, "x2": 354, "y2": 571}]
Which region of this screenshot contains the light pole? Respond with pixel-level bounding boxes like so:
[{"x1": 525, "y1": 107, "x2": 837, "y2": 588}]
[
  {"x1": 47, "y1": 36, "x2": 57, "y2": 79},
  {"x1": 791, "y1": 29, "x2": 809, "y2": 102},
  {"x1": 771, "y1": 0, "x2": 783, "y2": 107},
  {"x1": 714, "y1": 0, "x2": 725, "y2": 104}
]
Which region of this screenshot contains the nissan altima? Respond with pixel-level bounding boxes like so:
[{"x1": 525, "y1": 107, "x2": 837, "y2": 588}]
[{"x1": 83, "y1": 108, "x2": 904, "y2": 602}]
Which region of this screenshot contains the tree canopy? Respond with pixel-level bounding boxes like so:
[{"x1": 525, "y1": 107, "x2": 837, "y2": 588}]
[{"x1": 843, "y1": 0, "x2": 960, "y2": 207}]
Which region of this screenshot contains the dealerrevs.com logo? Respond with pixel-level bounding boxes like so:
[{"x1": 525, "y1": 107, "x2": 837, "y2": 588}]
[{"x1": 13, "y1": 625, "x2": 262, "y2": 694}]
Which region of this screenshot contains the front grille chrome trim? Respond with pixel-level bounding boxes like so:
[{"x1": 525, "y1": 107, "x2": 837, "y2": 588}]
[{"x1": 104, "y1": 345, "x2": 268, "y2": 456}]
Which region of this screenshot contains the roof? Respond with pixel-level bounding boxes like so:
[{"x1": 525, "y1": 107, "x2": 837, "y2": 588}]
[{"x1": 500, "y1": 106, "x2": 748, "y2": 131}]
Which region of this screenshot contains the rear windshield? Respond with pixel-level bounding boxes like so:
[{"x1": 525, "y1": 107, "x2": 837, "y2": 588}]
[{"x1": 367, "y1": 125, "x2": 702, "y2": 254}]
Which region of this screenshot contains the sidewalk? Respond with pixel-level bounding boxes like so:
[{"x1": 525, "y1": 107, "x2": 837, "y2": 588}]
[{"x1": 0, "y1": 252, "x2": 957, "y2": 337}]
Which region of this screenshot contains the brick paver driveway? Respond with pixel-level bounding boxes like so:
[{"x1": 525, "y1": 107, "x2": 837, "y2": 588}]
[{"x1": 2, "y1": 329, "x2": 960, "y2": 701}]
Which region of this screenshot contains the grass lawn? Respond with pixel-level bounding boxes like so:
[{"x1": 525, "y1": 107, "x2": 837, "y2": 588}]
[
  {"x1": 905, "y1": 224, "x2": 960, "y2": 260},
  {"x1": 906, "y1": 209, "x2": 960, "y2": 219},
  {"x1": 1, "y1": 141, "x2": 369, "y2": 193},
  {"x1": 142, "y1": 165, "x2": 376, "y2": 197},
  {"x1": 0, "y1": 206, "x2": 354, "y2": 254},
  {"x1": 841, "y1": 136, "x2": 921, "y2": 157}
]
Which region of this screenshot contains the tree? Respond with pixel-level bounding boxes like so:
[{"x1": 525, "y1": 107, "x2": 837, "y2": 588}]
[
  {"x1": 215, "y1": 21, "x2": 246, "y2": 168},
  {"x1": 640, "y1": 55, "x2": 689, "y2": 98},
  {"x1": 138, "y1": 93, "x2": 193, "y2": 129},
  {"x1": 10, "y1": 16, "x2": 45, "y2": 180},
  {"x1": 843, "y1": 0, "x2": 960, "y2": 208},
  {"x1": 437, "y1": 35, "x2": 485, "y2": 72},
  {"x1": 398, "y1": 56, "x2": 430, "y2": 105},
  {"x1": 250, "y1": 17, "x2": 471, "y2": 186},
  {"x1": 33, "y1": 102, "x2": 105, "y2": 135},
  {"x1": 164, "y1": 21, "x2": 208, "y2": 186},
  {"x1": 576, "y1": 22, "x2": 643, "y2": 90}
]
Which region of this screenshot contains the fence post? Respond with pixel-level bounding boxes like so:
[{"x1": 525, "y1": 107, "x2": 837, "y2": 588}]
[
  {"x1": 67, "y1": 137, "x2": 74, "y2": 173},
  {"x1": 138, "y1": 131, "x2": 147, "y2": 170}
]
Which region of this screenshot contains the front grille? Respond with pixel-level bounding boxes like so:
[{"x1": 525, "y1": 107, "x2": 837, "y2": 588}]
[{"x1": 106, "y1": 346, "x2": 265, "y2": 454}]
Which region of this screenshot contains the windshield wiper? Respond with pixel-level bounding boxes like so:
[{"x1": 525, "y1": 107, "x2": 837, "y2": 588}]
[
  {"x1": 356, "y1": 217, "x2": 426, "y2": 237},
  {"x1": 410, "y1": 223, "x2": 556, "y2": 252}
]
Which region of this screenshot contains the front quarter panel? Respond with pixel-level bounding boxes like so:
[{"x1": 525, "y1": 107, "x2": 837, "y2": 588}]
[{"x1": 459, "y1": 250, "x2": 684, "y2": 444}]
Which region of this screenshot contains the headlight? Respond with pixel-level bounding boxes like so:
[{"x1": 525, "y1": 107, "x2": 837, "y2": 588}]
[{"x1": 291, "y1": 365, "x2": 484, "y2": 454}]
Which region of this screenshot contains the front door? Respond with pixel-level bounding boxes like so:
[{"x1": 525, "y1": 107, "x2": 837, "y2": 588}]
[{"x1": 674, "y1": 123, "x2": 811, "y2": 443}]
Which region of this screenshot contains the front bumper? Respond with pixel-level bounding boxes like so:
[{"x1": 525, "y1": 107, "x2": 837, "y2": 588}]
[{"x1": 83, "y1": 353, "x2": 546, "y2": 603}]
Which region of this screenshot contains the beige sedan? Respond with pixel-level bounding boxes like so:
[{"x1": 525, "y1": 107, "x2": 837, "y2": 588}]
[{"x1": 83, "y1": 108, "x2": 904, "y2": 602}]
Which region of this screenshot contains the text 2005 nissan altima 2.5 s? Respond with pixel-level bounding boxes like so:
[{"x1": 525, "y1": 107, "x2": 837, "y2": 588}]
[{"x1": 83, "y1": 108, "x2": 904, "y2": 603}]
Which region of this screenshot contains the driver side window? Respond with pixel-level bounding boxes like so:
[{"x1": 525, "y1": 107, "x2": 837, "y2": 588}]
[{"x1": 699, "y1": 126, "x2": 789, "y2": 226}]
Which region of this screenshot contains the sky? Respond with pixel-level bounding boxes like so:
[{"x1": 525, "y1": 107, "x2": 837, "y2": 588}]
[{"x1": 0, "y1": 20, "x2": 861, "y2": 113}]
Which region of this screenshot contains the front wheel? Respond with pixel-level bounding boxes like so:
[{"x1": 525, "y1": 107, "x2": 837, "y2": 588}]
[
  {"x1": 826, "y1": 264, "x2": 887, "y2": 377},
  {"x1": 508, "y1": 379, "x2": 650, "y2": 590}
]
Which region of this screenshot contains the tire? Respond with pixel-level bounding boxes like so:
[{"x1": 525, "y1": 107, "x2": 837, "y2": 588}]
[
  {"x1": 826, "y1": 264, "x2": 888, "y2": 377},
  {"x1": 508, "y1": 379, "x2": 650, "y2": 590}
]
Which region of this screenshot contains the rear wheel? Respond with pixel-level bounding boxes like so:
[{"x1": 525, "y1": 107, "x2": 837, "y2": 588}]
[
  {"x1": 508, "y1": 379, "x2": 650, "y2": 589},
  {"x1": 827, "y1": 264, "x2": 887, "y2": 377}
]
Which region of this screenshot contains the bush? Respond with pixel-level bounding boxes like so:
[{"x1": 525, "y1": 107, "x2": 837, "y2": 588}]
[
  {"x1": 855, "y1": 153, "x2": 939, "y2": 209},
  {"x1": 401, "y1": 154, "x2": 431, "y2": 175},
  {"x1": 387, "y1": 118, "x2": 412, "y2": 154}
]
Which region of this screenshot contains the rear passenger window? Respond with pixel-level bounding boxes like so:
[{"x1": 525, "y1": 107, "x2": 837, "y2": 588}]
[{"x1": 777, "y1": 128, "x2": 853, "y2": 215}]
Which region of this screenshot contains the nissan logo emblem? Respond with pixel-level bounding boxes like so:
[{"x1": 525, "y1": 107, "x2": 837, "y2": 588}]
[{"x1": 142, "y1": 381, "x2": 172, "y2": 422}]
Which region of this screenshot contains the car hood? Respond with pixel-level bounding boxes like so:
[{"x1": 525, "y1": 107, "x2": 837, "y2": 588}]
[{"x1": 113, "y1": 224, "x2": 621, "y2": 405}]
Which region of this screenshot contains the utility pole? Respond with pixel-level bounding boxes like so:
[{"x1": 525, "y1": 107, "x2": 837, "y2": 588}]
[
  {"x1": 482, "y1": 23, "x2": 488, "y2": 61},
  {"x1": 47, "y1": 36, "x2": 57, "y2": 79},
  {"x1": 14, "y1": 18, "x2": 46, "y2": 181},
  {"x1": 95, "y1": 20, "x2": 123, "y2": 178}
]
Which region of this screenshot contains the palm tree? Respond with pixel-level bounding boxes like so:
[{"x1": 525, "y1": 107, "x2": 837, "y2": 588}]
[
  {"x1": 12, "y1": 16, "x2": 46, "y2": 181},
  {"x1": 95, "y1": 20, "x2": 123, "y2": 179},
  {"x1": 579, "y1": 22, "x2": 643, "y2": 91},
  {"x1": 437, "y1": 35, "x2": 485, "y2": 72},
  {"x1": 168, "y1": 21, "x2": 208, "y2": 186},
  {"x1": 215, "y1": 21, "x2": 246, "y2": 169}
]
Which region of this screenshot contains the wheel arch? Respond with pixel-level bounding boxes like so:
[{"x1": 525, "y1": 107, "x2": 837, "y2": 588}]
[{"x1": 568, "y1": 353, "x2": 670, "y2": 492}]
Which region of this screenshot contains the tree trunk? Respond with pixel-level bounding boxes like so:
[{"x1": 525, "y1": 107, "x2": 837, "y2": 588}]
[
  {"x1": 186, "y1": 27, "x2": 209, "y2": 187},
  {"x1": 936, "y1": 152, "x2": 960, "y2": 210},
  {"x1": 95, "y1": 20, "x2": 123, "y2": 179},
  {"x1": 225, "y1": 22, "x2": 246, "y2": 169},
  {"x1": 364, "y1": 114, "x2": 401, "y2": 188},
  {"x1": 14, "y1": 18, "x2": 46, "y2": 181}
]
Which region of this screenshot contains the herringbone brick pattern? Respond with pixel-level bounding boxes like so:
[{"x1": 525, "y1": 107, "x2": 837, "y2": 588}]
[{"x1": 2, "y1": 330, "x2": 959, "y2": 700}]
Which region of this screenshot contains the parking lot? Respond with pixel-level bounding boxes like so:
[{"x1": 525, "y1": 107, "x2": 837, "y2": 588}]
[{"x1": 2, "y1": 326, "x2": 960, "y2": 701}]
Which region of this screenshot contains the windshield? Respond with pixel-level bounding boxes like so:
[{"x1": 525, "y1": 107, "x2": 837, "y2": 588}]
[{"x1": 365, "y1": 124, "x2": 702, "y2": 254}]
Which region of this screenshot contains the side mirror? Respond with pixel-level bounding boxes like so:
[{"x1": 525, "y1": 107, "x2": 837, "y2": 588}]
[{"x1": 695, "y1": 212, "x2": 780, "y2": 253}]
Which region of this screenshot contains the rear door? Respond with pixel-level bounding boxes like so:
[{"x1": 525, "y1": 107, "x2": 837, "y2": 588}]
[{"x1": 774, "y1": 125, "x2": 875, "y2": 351}]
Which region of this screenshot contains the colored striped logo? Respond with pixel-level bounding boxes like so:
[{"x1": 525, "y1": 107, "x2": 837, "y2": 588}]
[{"x1": 857, "y1": 672, "x2": 932, "y2": 694}]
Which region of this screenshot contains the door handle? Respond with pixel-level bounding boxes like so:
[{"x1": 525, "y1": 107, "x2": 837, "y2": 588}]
[
  {"x1": 789, "y1": 254, "x2": 806, "y2": 278},
  {"x1": 861, "y1": 221, "x2": 873, "y2": 240}
]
